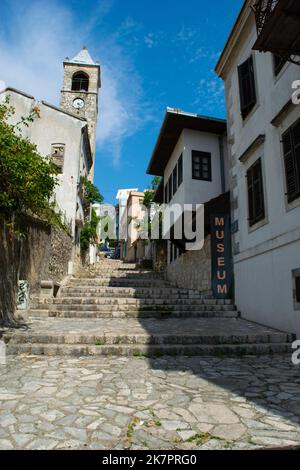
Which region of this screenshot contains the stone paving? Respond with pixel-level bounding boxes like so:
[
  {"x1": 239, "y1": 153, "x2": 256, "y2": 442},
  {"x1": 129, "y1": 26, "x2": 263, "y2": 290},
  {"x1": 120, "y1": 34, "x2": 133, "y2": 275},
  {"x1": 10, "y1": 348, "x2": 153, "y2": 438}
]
[{"x1": 0, "y1": 354, "x2": 300, "y2": 450}]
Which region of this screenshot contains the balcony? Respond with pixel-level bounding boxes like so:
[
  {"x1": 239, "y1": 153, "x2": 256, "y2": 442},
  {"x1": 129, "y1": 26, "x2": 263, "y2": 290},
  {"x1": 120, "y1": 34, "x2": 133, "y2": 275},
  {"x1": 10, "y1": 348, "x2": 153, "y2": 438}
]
[{"x1": 252, "y1": 0, "x2": 300, "y2": 64}]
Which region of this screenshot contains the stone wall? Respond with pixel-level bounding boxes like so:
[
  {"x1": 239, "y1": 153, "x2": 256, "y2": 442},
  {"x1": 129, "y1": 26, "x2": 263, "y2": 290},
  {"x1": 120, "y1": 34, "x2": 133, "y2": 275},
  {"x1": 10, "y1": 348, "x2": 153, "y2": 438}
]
[
  {"x1": 167, "y1": 236, "x2": 211, "y2": 292},
  {"x1": 0, "y1": 216, "x2": 73, "y2": 325},
  {"x1": 153, "y1": 240, "x2": 168, "y2": 273}
]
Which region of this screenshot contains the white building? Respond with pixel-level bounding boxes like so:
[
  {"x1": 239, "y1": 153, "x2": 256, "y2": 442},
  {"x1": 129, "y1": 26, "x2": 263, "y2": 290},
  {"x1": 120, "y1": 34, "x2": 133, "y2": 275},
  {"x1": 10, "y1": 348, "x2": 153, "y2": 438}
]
[
  {"x1": 216, "y1": 0, "x2": 300, "y2": 336},
  {"x1": 116, "y1": 188, "x2": 138, "y2": 259},
  {"x1": 0, "y1": 47, "x2": 101, "y2": 270},
  {"x1": 147, "y1": 108, "x2": 231, "y2": 295},
  {"x1": 0, "y1": 87, "x2": 92, "y2": 240}
]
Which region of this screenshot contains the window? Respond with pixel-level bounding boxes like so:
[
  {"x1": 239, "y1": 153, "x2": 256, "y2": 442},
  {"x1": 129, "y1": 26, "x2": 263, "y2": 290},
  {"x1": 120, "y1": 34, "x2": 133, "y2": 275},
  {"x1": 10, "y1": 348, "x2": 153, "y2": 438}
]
[
  {"x1": 164, "y1": 182, "x2": 169, "y2": 204},
  {"x1": 247, "y1": 158, "x2": 265, "y2": 227},
  {"x1": 238, "y1": 56, "x2": 257, "y2": 119},
  {"x1": 296, "y1": 276, "x2": 300, "y2": 304},
  {"x1": 273, "y1": 54, "x2": 286, "y2": 77},
  {"x1": 51, "y1": 143, "x2": 65, "y2": 173},
  {"x1": 178, "y1": 154, "x2": 183, "y2": 186},
  {"x1": 173, "y1": 165, "x2": 178, "y2": 195},
  {"x1": 168, "y1": 175, "x2": 172, "y2": 202},
  {"x1": 282, "y1": 118, "x2": 300, "y2": 203},
  {"x1": 72, "y1": 72, "x2": 89, "y2": 92},
  {"x1": 192, "y1": 151, "x2": 212, "y2": 181}
]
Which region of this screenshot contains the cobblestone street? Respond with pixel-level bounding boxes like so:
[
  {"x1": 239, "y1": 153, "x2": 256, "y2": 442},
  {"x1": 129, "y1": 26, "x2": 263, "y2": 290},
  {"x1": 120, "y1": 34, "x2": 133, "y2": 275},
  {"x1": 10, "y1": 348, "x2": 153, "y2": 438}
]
[{"x1": 1, "y1": 354, "x2": 300, "y2": 450}]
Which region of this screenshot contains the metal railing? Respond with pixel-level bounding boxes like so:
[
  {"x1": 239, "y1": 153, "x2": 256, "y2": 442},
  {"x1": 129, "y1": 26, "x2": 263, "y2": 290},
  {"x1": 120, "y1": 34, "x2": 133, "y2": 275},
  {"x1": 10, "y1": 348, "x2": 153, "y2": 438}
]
[{"x1": 252, "y1": 0, "x2": 280, "y2": 35}]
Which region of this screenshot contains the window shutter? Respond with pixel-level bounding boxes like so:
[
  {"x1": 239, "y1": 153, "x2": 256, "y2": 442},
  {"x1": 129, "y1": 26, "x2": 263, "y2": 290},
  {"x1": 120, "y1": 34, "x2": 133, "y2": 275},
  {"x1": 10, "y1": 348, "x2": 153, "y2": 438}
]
[
  {"x1": 253, "y1": 160, "x2": 265, "y2": 221},
  {"x1": 164, "y1": 182, "x2": 168, "y2": 204},
  {"x1": 168, "y1": 176, "x2": 172, "y2": 202},
  {"x1": 247, "y1": 168, "x2": 254, "y2": 224},
  {"x1": 173, "y1": 165, "x2": 177, "y2": 195},
  {"x1": 296, "y1": 276, "x2": 300, "y2": 303},
  {"x1": 238, "y1": 56, "x2": 257, "y2": 119},
  {"x1": 283, "y1": 129, "x2": 298, "y2": 202},
  {"x1": 178, "y1": 154, "x2": 183, "y2": 187},
  {"x1": 247, "y1": 159, "x2": 265, "y2": 226}
]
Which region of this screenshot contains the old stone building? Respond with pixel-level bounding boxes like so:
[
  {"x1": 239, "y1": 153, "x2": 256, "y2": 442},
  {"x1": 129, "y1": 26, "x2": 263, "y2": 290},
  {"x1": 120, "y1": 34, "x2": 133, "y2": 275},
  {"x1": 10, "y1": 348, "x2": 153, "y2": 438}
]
[
  {"x1": 60, "y1": 47, "x2": 101, "y2": 179},
  {"x1": 0, "y1": 47, "x2": 101, "y2": 293},
  {"x1": 0, "y1": 47, "x2": 100, "y2": 238}
]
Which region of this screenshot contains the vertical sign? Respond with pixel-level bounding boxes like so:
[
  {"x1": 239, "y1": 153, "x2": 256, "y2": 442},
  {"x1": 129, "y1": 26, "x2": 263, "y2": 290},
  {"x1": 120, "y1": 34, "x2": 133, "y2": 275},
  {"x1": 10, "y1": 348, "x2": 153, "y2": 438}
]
[{"x1": 210, "y1": 214, "x2": 233, "y2": 299}]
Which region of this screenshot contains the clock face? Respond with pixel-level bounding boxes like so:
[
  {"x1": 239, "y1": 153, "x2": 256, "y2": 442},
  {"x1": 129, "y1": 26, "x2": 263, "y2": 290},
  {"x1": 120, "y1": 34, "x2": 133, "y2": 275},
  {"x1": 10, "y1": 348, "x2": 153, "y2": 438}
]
[{"x1": 73, "y1": 98, "x2": 85, "y2": 109}]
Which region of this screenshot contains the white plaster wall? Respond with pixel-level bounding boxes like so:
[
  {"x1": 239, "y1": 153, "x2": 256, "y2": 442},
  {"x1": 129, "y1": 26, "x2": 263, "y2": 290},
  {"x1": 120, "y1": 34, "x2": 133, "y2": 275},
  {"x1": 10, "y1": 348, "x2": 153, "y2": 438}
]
[
  {"x1": 1, "y1": 90, "x2": 86, "y2": 237},
  {"x1": 164, "y1": 129, "x2": 226, "y2": 208},
  {"x1": 235, "y1": 237, "x2": 300, "y2": 337},
  {"x1": 127, "y1": 193, "x2": 146, "y2": 245},
  {"x1": 221, "y1": 11, "x2": 300, "y2": 336}
]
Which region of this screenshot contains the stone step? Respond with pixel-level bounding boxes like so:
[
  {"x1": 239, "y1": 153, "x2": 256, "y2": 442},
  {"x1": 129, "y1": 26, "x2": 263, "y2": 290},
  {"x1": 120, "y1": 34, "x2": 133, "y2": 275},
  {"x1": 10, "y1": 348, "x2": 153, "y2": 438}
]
[
  {"x1": 28, "y1": 309, "x2": 239, "y2": 319},
  {"x1": 10, "y1": 332, "x2": 291, "y2": 345},
  {"x1": 80, "y1": 268, "x2": 157, "y2": 273},
  {"x1": 5, "y1": 318, "x2": 294, "y2": 357},
  {"x1": 76, "y1": 271, "x2": 164, "y2": 277},
  {"x1": 68, "y1": 279, "x2": 171, "y2": 287},
  {"x1": 30, "y1": 303, "x2": 236, "y2": 313},
  {"x1": 36, "y1": 297, "x2": 234, "y2": 306},
  {"x1": 4, "y1": 317, "x2": 294, "y2": 344},
  {"x1": 6, "y1": 342, "x2": 293, "y2": 357},
  {"x1": 60, "y1": 287, "x2": 216, "y2": 299}
]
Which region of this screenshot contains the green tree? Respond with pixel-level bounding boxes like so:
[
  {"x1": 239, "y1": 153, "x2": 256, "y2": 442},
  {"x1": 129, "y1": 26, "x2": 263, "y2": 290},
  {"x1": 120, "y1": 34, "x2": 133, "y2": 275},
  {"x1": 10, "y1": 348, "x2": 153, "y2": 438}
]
[
  {"x1": 80, "y1": 176, "x2": 104, "y2": 205},
  {"x1": 151, "y1": 176, "x2": 161, "y2": 190},
  {"x1": 0, "y1": 98, "x2": 62, "y2": 230},
  {"x1": 80, "y1": 208, "x2": 100, "y2": 251}
]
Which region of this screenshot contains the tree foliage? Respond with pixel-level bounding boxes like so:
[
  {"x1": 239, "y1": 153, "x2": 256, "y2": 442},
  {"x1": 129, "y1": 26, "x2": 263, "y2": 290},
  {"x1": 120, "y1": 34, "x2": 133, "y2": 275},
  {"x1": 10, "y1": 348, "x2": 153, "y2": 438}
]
[
  {"x1": 143, "y1": 190, "x2": 155, "y2": 208},
  {"x1": 0, "y1": 98, "x2": 62, "y2": 230},
  {"x1": 142, "y1": 177, "x2": 161, "y2": 208},
  {"x1": 80, "y1": 176, "x2": 104, "y2": 205},
  {"x1": 80, "y1": 208, "x2": 100, "y2": 251},
  {"x1": 151, "y1": 176, "x2": 161, "y2": 190}
]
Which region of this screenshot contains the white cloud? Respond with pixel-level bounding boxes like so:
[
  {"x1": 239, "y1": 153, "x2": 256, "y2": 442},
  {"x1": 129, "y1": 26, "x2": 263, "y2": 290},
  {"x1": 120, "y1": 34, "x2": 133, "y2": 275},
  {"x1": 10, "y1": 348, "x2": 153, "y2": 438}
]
[
  {"x1": 144, "y1": 33, "x2": 155, "y2": 49},
  {"x1": 191, "y1": 76, "x2": 225, "y2": 114},
  {"x1": 0, "y1": 0, "x2": 151, "y2": 167}
]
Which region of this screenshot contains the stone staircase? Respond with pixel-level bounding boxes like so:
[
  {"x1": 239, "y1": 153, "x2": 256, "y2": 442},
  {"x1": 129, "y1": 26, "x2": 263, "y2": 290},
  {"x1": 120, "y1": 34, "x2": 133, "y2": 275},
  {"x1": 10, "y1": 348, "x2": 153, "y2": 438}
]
[{"x1": 4, "y1": 260, "x2": 295, "y2": 356}]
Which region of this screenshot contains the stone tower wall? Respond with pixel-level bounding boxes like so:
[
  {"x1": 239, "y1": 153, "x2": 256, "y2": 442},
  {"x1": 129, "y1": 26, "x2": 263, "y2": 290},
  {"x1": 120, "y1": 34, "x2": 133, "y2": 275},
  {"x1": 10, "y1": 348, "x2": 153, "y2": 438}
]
[{"x1": 60, "y1": 63, "x2": 100, "y2": 179}]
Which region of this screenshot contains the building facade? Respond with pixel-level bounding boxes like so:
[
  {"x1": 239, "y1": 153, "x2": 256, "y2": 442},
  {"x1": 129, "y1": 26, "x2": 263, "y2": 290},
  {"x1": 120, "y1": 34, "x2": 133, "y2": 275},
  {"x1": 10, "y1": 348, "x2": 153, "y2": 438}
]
[
  {"x1": 0, "y1": 48, "x2": 100, "y2": 270},
  {"x1": 147, "y1": 108, "x2": 231, "y2": 295},
  {"x1": 60, "y1": 47, "x2": 101, "y2": 180},
  {"x1": 216, "y1": 0, "x2": 300, "y2": 336},
  {"x1": 116, "y1": 188, "x2": 138, "y2": 260},
  {"x1": 0, "y1": 87, "x2": 92, "y2": 240},
  {"x1": 119, "y1": 191, "x2": 147, "y2": 263}
]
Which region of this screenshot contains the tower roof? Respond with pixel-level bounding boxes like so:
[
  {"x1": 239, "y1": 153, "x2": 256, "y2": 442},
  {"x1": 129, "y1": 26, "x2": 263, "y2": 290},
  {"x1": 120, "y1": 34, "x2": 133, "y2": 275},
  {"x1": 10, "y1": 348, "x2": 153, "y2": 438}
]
[{"x1": 65, "y1": 47, "x2": 97, "y2": 66}]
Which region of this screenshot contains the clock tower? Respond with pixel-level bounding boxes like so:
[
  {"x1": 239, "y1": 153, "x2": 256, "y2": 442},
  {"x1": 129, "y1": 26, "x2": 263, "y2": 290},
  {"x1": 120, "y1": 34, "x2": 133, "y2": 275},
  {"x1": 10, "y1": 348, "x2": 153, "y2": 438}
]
[{"x1": 60, "y1": 47, "x2": 101, "y2": 179}]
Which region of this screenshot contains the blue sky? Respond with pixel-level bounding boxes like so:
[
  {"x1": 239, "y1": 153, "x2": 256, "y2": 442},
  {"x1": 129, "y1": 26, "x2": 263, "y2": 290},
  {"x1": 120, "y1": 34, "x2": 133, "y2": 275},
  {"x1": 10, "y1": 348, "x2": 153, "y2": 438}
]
[{"x1": 0, "y1": 0, "x2": 243, "y2": 204}]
